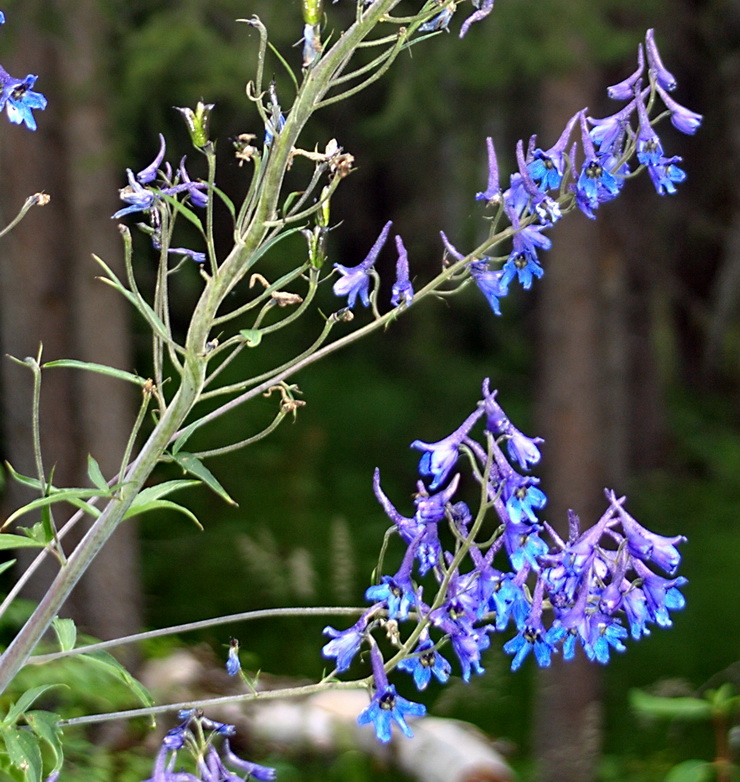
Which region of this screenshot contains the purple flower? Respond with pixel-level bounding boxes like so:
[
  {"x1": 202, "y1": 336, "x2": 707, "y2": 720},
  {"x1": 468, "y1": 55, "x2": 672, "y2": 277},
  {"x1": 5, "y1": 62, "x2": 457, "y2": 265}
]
[
  {"x1": 411, "y1": 407, "x2": 483, "y2": 489},
  {"x1": 168, "y1": 247, "x2": 206, "y2": 264},
  {"x1": 137, "y1": 134, "x2": 167, "y2": 184},
  {"x1": 645, "y1": 28, "x2": 677, "y2": 91},
  {"x1": 633, "y1": 559, "x2": 687, "y2": 627},
  {"x1": 333, "y1": 220, "x2": 392, "y2": 308},
  {"x1": 468, "y1": 261, "x2": 509, "y2": 315},
  {"x1": 0, "y1": 66, "x2": 47, "y2": 130},
  {"x1": 656, "y1": 84, "x2": 702, "y2": 134},
  {"x1": 222, "y1": 740, "x2": 276, "y2": 781},
  {"x1": 357, "y1": 644, "x2": 426, "y2": 743},
  {"x1": 500, "y1": 223, "x2": 550, "y2": 290},
  {"x1": 178, "y1": 157, "x2": 209, "y2": 207},
  {"x1": 450, "y1": 626, "x2": 491, "y2": 681},
  {"x1": 391, "y1": 235, "x2": 414, "y2": 307},
  {"x1": 113, "y1": 169, "x2": 157, "y2": 218},
  {"x1": 459, "y1": 0, "x2": 495, "y2": 39},
  {"x1": 503, "y1": 474, "x2": 547, "y2": 524},
  {"x1": 607, "y1": 43, "x2": 645, "y2": 100},
  {"x1": 475, "y1": 136, "x2": 501, "y2": 203}
]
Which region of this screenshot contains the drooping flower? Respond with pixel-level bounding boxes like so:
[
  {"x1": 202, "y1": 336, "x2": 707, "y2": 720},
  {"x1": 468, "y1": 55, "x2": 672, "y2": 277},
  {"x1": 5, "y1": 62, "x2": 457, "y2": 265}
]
[
  {"x1": 645, "y1": 28, "x2": 677, "y2": 91},
  {"x1": 647, "y1": 155, "x2": 687, "y2": 195},
  {"x1": 333, "y1": 220, "x2": 392, "y2": 308},
  {"x1": 475, "y1": 136, "x2": 501, "y2": 203},
  {"x1": 656, "y1": 84, "x2": 702, "y2": 135},
  {"x1": 420, "y1": 2, "x2": 455, "y2": 32},
  {"x1": 468, "y1": 260, "x2": 509, "y2": 315},
  {"x1": 391, "y1": 235, "x2": 414, "y2": 307},
  {"x1": 607, "y1": 43, "x2": 645, "y2": 100},
  {"x1": 357, "y1": 643, "x2": 426, "y2": 743},
  {"x1": 503, "y1": 580, "x2": 560, "y2": 670},
  {"x1": 411, "y1": 407, "x2": 484, "y2": 489},
  {"x1": 137, "y1": 133, "x2": 167, "y2": 184},
  {"x1": 0, "y1": 67, "x2": 47, "y2": 130},
  {"x1": 323, "y1": 613, "x2": 371, "y2": 672}
]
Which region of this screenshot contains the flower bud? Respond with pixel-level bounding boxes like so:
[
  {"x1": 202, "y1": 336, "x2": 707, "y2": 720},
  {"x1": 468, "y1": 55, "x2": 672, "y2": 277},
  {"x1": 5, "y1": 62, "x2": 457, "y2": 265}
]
[{"x1": 175, "y1": 100, "x2": 215, "y2": 149}]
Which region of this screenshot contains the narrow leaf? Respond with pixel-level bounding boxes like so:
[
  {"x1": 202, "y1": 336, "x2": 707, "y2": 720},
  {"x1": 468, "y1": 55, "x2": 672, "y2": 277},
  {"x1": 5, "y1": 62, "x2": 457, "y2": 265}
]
[
  {"x1": 0, "y1": 535, "x2": 46, "y2": 551},
  {"x1": 211, "y1": 185, "x2": 236, "y2": 218},
  {"x1": 42, "y1": 360, "x2": 146, "y2": 388},
  {"x1": 125, "y1": 479, "x2": 200, "y2": 513},
  {"x1": 0, "y1": 559, "x2": 17, "y2": 575},
  {"x1": 173, "y1": 452, "x2": 237, "y2": 506},
  {"x1": 3, "y1": 488, "x2": 111, "y2": 528},
  {"x1": 3, "y1": 685, "x2": 65, "y2": 726},
  {"x1": 79, "y1": 651, "x2": 155, "y2": 718},
  {"x1": 124, "y1": 499, "x2": 203, "y2": 529}
]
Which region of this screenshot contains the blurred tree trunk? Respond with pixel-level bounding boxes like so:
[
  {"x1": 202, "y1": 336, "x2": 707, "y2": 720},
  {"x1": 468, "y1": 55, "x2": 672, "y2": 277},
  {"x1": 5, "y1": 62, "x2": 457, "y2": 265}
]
[
  {"x1": 533, "y1": 66, "x2": 609, "y2": 782},
  {"x1": 0, "y1": 0, "x2": 142, "y2": 652}
]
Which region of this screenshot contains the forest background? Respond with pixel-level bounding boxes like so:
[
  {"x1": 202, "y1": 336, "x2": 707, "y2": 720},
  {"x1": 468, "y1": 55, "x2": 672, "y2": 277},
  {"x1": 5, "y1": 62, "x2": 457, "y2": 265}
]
[{"x1": 0, "y1": 0, "x2": 737, "y2": 780}]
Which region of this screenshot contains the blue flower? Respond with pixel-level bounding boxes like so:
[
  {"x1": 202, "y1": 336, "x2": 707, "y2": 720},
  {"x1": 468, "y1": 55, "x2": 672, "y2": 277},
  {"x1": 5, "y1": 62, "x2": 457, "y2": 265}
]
[
  {"x1": 322, "y1": 616, "x2": 369, "y2": 671},
  {"x1": 398, "y1": 636, "x2": 452, "y2": 690},
  {"x1": 365, "y1": 574, "x2": 416, "y2": 621},
  {"x1": 357, "y1": 683, "x2": 427, "y2": 743},
  {"x1": 333, "y1": 220, "x2": 392, "y2": 308},
  {"x1": 633, "y1": 559, "x2": 687, "y2": 627},
  {"x1": 647, "y1": 155, "x2": 686, "y2": 195},
  {"x1": 419, "y1": 3, "x2": 455, "y2": 31},
  {"x1": 168, "y1": 247, "x2": 206, "y2": 264},
  {"x1": 136, "y1": 134, "x2": 167, "y2": 184},
  {"x1": 391, "y1": 235, "x2": 414, "y2": 307},
  {"x1": 527, "y1": 112, "x2": 579, "y2": 192},
  {"x1": 468, "y1": 261, "x2": 509, "y2": 315},
  {"x1": 113, "y1": 169, "x2": 157, "y2": 218},
  {"x1": 635, "y1": 92, "x2": 664, "y2": 167},
  {"x1": 503, "y1": 581, "x2": 559, "y2": 670},
  {"x1": 411, "y1": 407, "x2": 483, "y2": 489},
  {"x1": 221, "y1": 740, "x2": 276, "y2": 781},
  {"x1": 503, "y1": 475, "x2": 547, "y2": 524},
  {"x1": 226, "y1": 638, "x2": 241, "y2": 676},
  {"x1": 357, "y1": 644, "x2": 426, "y2": 743},
  {"x1": 0, "y1": 67, "x2": 47, "y2": 131}
]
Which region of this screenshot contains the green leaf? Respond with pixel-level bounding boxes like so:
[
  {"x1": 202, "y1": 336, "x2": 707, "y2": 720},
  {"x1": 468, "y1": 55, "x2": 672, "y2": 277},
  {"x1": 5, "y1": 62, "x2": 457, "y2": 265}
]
[
  {"x1": 24, "y1": 711, "x2": 63, "y2": 772},
  {"x1": 172, "y1": 452, "x2": 237, "y2": 506},
  {"x1": 211, "y1": 185, "x2": 236, "y2": 218},
  {"x1": 125, "y1": 499, "x2": 203, "y2": 529},
  {"x1": 2, "y1": 724, "x2": 43, "y2": 782},
  {"x1": 664, "y1": 759, "x2": 714, "y2": 782},
  {"x1": 629, "y1": 689, "x2": 712, "y2": 721},
  {"x1": 239, "y1": 329, "x2": 262, "y2": 347},
  {"x1": 124, "y1": 479, "x2": 200, "y2": 516},
  {"x1": 41, "y1": 360, "x2": 146, "y2": 388},
  {"x1": 79, "y1": 651, "x2": 154, "y2": 721},
  {"x1": 0, "y1": 535, "x2": 46, "y2": 552},
  {"x1": 3, "y1": 685, "x2": 65, "y2": 727},
  {"x1": 51, "y1": 617, "x2": 77, "y2": 653},
  {"x1": 86, "y1": 455, "x2": 110, "y2": 494},
  {"x1": 4, "y1": 462, "x2": 43, "y2": 491},
  {"x1": 158, "y1": 193, "x2": 205, "y2": 233},
  {"x1": 3, "y1": 488, "x2": 111, "y2": 528},
  {"x1": 0, "y1": 559, "x2": 17, "y2": 575}
]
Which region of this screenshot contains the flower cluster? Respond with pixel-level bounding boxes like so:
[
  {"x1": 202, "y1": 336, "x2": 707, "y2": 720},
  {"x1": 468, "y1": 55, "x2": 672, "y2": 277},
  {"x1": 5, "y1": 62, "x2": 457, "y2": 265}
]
[
  {"x1": 322, "y1": 379, "x2": 686, "y2": 742},
  {"x1": 113, "y1": 131, "x2": 210, "y2": 263},
  {"x1": 0, "y1": 12, "x2": 47, "y2": 131},
  {"x1": 449, "y1": 29, "x2": 701, "y2": 315},
  {"x1": 142, "y1": 709, "x2": 276, "y2": 782}
]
